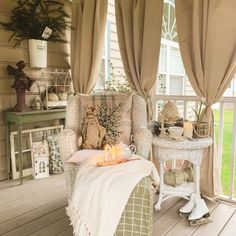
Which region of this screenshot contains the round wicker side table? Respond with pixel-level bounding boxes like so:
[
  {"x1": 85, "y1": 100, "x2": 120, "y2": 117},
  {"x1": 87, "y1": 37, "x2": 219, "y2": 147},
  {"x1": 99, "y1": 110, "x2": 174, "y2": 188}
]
[{"x1": 153, "y1": 137, "x2": 213, "y2": 210}]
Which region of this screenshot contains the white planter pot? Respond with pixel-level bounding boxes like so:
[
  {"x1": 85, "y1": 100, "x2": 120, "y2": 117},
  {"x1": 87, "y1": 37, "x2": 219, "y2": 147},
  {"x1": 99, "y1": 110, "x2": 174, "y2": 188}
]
[{"x1": 28, "y1": 39, "x2": 47, "y2": 68}]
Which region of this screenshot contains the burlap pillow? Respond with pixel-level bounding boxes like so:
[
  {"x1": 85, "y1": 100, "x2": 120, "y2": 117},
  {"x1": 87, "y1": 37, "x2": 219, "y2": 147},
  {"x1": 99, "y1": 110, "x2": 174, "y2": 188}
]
[{"x1": 78, "y1": 93, "x2": 133, "y2": 149}]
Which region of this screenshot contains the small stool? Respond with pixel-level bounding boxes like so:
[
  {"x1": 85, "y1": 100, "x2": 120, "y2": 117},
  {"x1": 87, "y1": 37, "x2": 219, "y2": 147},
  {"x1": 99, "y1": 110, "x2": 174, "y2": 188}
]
[{"x1": 153, "y1": 137, "x2": 212, "y2": 210}]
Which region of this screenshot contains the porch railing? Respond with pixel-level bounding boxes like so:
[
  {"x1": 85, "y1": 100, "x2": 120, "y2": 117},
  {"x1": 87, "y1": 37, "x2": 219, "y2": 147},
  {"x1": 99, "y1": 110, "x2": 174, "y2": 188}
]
[{"x1": 155, "y1": 95, "x2": 236, "y2": 203}]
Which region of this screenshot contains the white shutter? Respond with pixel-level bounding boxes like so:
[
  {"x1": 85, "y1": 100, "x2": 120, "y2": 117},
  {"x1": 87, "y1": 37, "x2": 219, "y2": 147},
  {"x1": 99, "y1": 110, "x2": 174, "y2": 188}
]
[
  {"x1": 158, "y1": 44, "x2": 167, "y2": 74},
  {"x1": 170, "y1": 46, "x2": 185, "y2": 76}
]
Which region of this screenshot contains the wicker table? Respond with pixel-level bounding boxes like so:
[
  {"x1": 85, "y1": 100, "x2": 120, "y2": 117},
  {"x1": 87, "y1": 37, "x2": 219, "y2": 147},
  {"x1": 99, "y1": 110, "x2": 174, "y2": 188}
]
[{"x1": 153, "y1": 137, "x2": 213, "y2": 210}]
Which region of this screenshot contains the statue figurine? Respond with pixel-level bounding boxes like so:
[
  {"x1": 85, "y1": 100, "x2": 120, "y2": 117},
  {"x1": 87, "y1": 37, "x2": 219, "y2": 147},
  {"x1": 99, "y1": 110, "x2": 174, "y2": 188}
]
[{"x1": 7, "y1": 60, "x2": 35, "y2": 112}]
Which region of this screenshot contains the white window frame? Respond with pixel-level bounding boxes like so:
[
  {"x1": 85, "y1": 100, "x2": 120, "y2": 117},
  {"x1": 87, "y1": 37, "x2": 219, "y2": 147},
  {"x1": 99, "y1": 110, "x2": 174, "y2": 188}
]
[
  {"x1": 158, "y1": 0, "x2": 187, "y2": 96},
  {"x1": 102, "y1": 21, "x2": 110, "y2": 81}
]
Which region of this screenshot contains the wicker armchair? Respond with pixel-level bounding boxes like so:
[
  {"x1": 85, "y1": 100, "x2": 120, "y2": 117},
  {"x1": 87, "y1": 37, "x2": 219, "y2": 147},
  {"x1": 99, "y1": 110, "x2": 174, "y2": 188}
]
[{"x1": 57, "y1": 93, "x2": 153, "y2": 199}]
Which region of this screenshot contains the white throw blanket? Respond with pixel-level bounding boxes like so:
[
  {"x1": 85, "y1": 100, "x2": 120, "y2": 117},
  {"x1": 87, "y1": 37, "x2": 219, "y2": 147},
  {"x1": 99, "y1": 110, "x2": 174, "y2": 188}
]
[{"x1": 67, "y1": 154, "x2": 159, "y2": 236}]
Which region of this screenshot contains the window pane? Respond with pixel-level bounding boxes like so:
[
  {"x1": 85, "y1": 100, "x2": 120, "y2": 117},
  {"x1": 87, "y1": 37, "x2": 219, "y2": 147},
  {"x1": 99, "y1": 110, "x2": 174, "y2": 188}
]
[
  {"x1": 159, "y1": 45, "x2": 167, "y2": 74},
  {"x1": 223, "y1": 75, "x2": 236, "y2": 97},
  {"x1": 94, "y1": 0, "x2": 127, "y2": 92},
  {"x1": 170, "y1": 46, "x2": 184, "y2": 76},
  {"x1": 157, "y1": 0, "x2": 195, "y2": 96},
  {"x1": 169, "y1": 75, "x2": 183, "y2": 95}
]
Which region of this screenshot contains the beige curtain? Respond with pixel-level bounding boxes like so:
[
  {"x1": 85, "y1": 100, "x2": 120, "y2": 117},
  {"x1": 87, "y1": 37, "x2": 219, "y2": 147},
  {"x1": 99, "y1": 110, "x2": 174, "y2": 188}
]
[
  {"x1": 115, "y1": 0, "x2": 163, "y2": 121},
  {"x1": 176, "y1": 0, "x2": 236, "y2": 197},
  {"x1": 71, "y1": 0, "x2": 108, "y2": 94}
]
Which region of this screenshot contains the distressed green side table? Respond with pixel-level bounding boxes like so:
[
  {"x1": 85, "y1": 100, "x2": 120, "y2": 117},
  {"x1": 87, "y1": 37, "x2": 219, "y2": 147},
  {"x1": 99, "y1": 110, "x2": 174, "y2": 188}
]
[{"x1": 3, "y1": 109, "x2": 66, "y2": 184}]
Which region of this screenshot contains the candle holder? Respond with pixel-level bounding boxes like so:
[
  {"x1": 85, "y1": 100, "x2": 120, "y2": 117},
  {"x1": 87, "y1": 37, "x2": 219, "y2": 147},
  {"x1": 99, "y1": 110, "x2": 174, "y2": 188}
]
[
  {"x1": 96, "y1": 159, "x2": 127, "y2": 167},
  {"x1": 96, "y1": 143, "x2": 135, "y2": 167}
]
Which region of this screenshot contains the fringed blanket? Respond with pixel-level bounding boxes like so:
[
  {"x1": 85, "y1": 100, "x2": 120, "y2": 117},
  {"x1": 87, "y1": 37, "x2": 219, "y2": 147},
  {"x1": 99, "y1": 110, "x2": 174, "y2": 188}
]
[{"x1": 67, "y1": 155, "x2": 159, "y2": 236}]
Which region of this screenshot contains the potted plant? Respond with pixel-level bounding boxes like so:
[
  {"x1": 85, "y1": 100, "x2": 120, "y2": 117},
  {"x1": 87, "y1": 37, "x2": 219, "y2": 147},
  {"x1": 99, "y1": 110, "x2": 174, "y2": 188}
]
[
  {"x1": 192, "y1": 97, "x2": 209, "y2": 138},
  {"x1": 0, "y1": 0, "x2": 71, "y2": 68}
]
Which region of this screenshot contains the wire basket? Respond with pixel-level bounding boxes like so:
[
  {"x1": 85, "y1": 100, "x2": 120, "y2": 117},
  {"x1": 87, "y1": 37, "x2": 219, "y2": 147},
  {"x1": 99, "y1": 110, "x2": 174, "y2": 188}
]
[{"x1": 37, "y1": 70, "x2": 73, "y2": 109}]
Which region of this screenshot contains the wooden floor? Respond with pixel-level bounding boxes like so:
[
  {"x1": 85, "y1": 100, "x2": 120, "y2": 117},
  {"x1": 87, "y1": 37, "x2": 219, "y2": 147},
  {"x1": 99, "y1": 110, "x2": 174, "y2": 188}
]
[{"x1": 0, "y1": 174, "x2": 236, "y2": 236}]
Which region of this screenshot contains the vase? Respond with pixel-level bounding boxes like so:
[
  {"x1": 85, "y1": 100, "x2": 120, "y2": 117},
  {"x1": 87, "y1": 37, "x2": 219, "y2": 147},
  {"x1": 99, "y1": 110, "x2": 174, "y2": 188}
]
[{"x1": 28, "y1": 39, "x2": 47, "y2": 68}]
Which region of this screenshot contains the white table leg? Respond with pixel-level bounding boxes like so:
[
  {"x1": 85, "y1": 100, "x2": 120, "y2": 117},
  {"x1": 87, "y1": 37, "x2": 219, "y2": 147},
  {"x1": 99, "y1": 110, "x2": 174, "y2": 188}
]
[
  {"x1": 154, "y1": 161, "x2": 164, "y2": 211},
  {"x1": 194, "y1": 164, "x2": 201, "y2": 196}
]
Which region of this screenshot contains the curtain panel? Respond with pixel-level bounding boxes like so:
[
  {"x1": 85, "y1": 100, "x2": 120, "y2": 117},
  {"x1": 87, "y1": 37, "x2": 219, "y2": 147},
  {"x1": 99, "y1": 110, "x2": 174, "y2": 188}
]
[
  {"x1": 115, "y1": 0, "x2": 164, "y2": 121},
  {"x1": 176, "y1": 0, "x2": 236, "y2": 197},
  {"x1": 71, "y1": 0, "x2": 108, "y2": 94}
]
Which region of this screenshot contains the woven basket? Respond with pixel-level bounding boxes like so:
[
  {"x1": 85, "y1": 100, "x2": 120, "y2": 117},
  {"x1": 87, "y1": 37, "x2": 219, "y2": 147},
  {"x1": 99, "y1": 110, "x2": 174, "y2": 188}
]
[
  {"x1": 164, "y1": 167, "x2": 194, "y2": 187},
  {"x1": 160, "y1": 101, "x2": 180, "y2": 124},
  {"x1": 193, "y1": 122, "x2": 209, "y2": 138}
]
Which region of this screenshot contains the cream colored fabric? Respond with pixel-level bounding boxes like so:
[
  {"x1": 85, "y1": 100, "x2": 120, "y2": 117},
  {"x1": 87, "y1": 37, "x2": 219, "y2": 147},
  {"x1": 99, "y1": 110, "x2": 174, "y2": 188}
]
[
  {"x1": 176, "y1": 0, "x2": 236, "y2": 197},
  {"x1": 67, "y1": 154, "x2": 159, "y2": 236},
  {"x1": 71, "y1": 0, "x2": 108, "y2": 94},
  {"x1": 115, "y1": 0, "x2": 163, "y2": 121}
]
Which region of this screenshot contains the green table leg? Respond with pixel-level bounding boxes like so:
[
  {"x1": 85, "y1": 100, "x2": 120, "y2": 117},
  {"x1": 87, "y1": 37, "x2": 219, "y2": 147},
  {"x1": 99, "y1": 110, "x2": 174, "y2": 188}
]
[
  {"x1": 5, "y1": 122, "x2": 11, "y2": 179},
  {"x1": 17, "y1": 124, "x2": 23, "y2": 185}
]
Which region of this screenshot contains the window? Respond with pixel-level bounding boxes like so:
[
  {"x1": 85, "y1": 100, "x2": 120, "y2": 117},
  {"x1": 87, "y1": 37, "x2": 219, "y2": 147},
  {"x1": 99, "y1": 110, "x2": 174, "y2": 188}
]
[
  {"x1": 95, "y1": 21, "x2": 111, "y2": 91},
  {"x1": 157, "y1": 0, "x2": 188, "y2": 96},
  {"x1": 223, "y1": 75, "x2": 236, "y2": 97}
]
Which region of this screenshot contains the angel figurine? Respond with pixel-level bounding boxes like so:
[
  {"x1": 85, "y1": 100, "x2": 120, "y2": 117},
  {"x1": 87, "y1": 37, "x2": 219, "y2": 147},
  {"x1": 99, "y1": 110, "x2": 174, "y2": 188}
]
[{"x1": 7, "y1": 60, "x2": 35, "y2": 111}]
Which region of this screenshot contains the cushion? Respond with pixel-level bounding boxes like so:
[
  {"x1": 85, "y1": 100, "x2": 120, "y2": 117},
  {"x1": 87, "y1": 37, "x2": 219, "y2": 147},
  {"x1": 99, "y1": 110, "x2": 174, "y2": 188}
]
[
  {"x1": 78, "y1": 93, "x2": 133, "y2": 149},
  {"x1": 47, "y1": 136, "x2": 64, "y2": 174},
  {"x1": 67, "y1": 149, "x2": 104, "y2": 163}
]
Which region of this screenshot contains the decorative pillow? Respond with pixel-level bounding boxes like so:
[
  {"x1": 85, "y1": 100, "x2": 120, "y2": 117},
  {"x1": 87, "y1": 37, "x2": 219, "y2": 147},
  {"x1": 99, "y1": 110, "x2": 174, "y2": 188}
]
[
  {"x1": 78, "y1": 93, "x2": 133, "y2": 149},
  {"x1": 67, "y1": 149, "x2": 104, "y2": 163},
  {"x1": 47, "y1": 136, "x2": 64, "y2": 174}
]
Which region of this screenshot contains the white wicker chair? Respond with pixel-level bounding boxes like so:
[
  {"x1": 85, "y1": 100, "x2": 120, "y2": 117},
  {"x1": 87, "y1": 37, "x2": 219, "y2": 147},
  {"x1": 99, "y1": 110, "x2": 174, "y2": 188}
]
[{"x1": 57, "y1": 93, "x2": 153, "y2": 199}]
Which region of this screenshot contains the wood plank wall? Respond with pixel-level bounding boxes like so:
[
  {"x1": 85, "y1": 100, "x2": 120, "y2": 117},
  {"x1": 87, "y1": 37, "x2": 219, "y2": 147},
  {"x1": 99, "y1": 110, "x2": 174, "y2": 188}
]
[{"x1": 0, "y1": 0, "x2": 71, "y2": 181}]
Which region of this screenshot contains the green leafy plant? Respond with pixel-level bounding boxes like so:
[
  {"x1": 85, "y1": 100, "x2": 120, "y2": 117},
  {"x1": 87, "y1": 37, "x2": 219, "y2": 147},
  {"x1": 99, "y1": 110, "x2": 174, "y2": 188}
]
[
  {"x1": 105, "y1": 62, "x2": 131, "y2": 93},
  {"x1": 96, "y1": 104, "x2": 123, "y2": 145},
  {"x1": 0, "y1": 0, "x2": 71, "y2": 47},
  {"x1": 192, "y1": 97, "x2": 206, "y2": 122}
]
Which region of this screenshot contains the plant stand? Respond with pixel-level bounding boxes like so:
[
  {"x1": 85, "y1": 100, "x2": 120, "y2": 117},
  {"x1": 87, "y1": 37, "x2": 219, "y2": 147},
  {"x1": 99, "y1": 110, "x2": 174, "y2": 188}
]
[{"x1": 153, "y1": 137, "x2": 213, "y2": 210}]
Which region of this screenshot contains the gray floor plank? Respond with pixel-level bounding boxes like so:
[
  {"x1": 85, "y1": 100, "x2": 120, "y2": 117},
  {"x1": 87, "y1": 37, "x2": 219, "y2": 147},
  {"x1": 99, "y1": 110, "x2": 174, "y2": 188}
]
[
  {"x1": 164, "y1": 199, "x2": 219, "y2": 236},
  {"x1": 192, "y1": 203, "x2": 235, "y2": 236},
  {"x1": 0, "y1": 174, "x2": 64, "y2": 194},
  {"x1": 152, "y1": 200, "x2": 185, "y2": 236},
  {"x1": 3, "y1": 207, "x2": 66, "y2": 236},
  {"x1": 0, "y1": 174, "x2": 65, "y2": 206},
  {"x1": 153, "y1": 195, "x2": 182, "y2": 222},
  {"x1": 56, "y1": 227, "x2": 73, "y2": 236},
  {"x1": 1, "y1": 174, "x2": 236, "y2": 236},
  {"x1": 219, "y1": 210, "x2": 236, "y2": 236},
  {"x1": 0, "y1": 186, "x2": 66, "y2": 224},
  {"x1": 30, "y1": 217, "x2": 71, "y2": 236},
  {"x1": 0, "y1": 198, "x2": 67, "y2": 234}
]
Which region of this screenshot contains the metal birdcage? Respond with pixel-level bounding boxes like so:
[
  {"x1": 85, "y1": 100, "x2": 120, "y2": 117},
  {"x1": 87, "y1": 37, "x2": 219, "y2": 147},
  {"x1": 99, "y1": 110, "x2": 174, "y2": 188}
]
[{"x1": 37, "y1": 70, "x2": 73, "y2": 109}]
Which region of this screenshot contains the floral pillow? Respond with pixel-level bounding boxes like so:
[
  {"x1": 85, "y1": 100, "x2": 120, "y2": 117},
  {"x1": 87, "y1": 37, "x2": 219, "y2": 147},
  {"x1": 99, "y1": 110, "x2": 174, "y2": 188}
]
[{"x1": 78, "y1": 93, "x2": 133, "y2": 149}]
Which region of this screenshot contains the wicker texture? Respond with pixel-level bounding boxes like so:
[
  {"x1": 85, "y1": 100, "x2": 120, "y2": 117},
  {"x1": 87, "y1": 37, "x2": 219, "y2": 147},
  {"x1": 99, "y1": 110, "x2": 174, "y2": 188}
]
[
  {"x1": 153, "y1": 137, "x2": 213, "y2": 210},
  {"x1": 134, "y1": 127, "x2": 153, "y2": 159},
  {"x1": 193, "y1": 122, "x2": 209, "y2": 138},
  {"x1": 160, "y1": 101, "x2": 179, "y2": 123},
  {"x1": 57, "y1": 129, "x2": 78, "y2": 198},
  {"x1": 58, "y1": 94, "x2": 152, "y2": 199}
]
